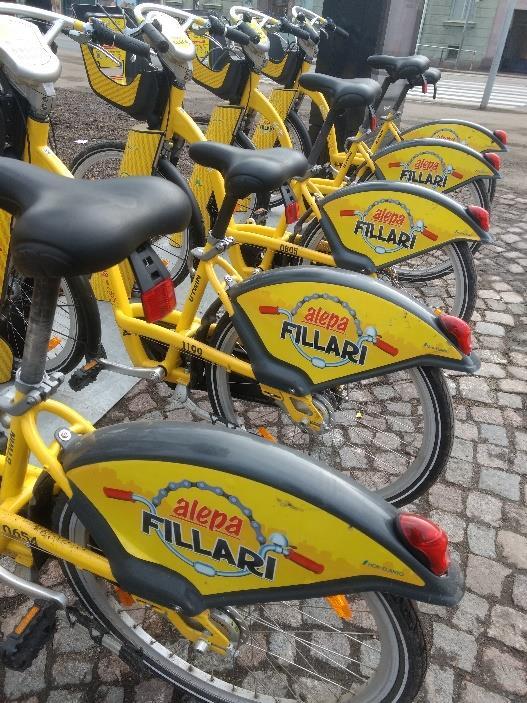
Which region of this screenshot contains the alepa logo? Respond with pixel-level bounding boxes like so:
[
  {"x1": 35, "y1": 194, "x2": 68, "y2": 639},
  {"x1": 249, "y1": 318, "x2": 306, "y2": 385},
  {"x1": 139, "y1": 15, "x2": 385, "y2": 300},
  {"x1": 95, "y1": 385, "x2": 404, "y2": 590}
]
[
  {"x1": 339, "y1": 197, "x2": 439, "y2": 255},
  {"x1": 389, "y1": 150, "x2": 463, "y2": 189},
  {"x1": 431, "y1": 127, "x2": 465, "y2": 145},
  {"x1": 102, "y1": 480, "x2": 325, "y2": 581},
  {"x1": 259, "y1": 293, "x2": 399, "y2": 368}
]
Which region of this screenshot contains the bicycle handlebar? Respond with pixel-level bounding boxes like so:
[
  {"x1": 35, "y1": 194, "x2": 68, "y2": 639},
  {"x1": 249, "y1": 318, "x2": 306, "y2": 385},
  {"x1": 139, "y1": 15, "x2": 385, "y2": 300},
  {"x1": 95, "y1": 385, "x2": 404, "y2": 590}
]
[
  {"x1": 229, "y1": 5, "x2": 280, "y2": 29},
  {"x1": 90, "y1": 18, "x2": 151, "y2": 58},
  {"x1": 134, "y1": 3, "x2": 205, "y2": 32},
  {"x1": 141, "y1": 20, "x2": 170, "y2": 53},
  {"x1": 279, "y1": 16, "x2": 312, "y2": 42},
  {"x1": 237, "y1": 20, "x2": 262, "y2": 44},
  {"x1": 325, "y1": 17, "x2": 349, "y2": 39},
  {"x1": 225, "y1": 25, "x2": 251, "y2": 47},
  {"x1": 0, "y1": 2, "x2": 77, "y2": 28}
]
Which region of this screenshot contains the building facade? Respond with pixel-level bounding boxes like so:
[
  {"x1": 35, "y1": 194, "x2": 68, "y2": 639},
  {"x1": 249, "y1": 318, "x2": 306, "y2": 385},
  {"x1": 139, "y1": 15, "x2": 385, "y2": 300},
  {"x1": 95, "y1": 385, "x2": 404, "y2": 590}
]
[{"x1": 417, "y1": 0, "x2": 527, "y2": 73}]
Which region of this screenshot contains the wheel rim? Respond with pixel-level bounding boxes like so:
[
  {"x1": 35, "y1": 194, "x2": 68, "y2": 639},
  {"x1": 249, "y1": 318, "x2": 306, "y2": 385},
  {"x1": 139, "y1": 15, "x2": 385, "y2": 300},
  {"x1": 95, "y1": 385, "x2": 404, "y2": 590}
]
[
  {"x1": 1, "y1": 275, "x2": 78, "y2": 373},
  {"x1": 211, "y1": 325, "x2": 438, "y2": 503},
  {"x1": 63, "y1": 509, "x2": 405, "y2": 703},
  {"x1": 72, "y1": 147, "x2": 191, "y2": 283}
]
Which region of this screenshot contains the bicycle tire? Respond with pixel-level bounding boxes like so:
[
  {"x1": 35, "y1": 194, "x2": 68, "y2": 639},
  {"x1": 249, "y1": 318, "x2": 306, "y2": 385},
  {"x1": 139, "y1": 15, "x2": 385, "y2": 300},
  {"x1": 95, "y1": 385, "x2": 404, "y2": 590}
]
[
  {"x1": 0, "y1": 272, "x2": 95, "y2": 375},
  {"x1": 300, "y1": 219, "x2": 477, "y2": 321},
  {"x1": 70, "y1": 141, "x2": 194, "y2": 288},
  {"x1": 206, "y1": 313, "x2": 454, "y2": 507},
  {"x1": 54, "y1": 483, "x2": 427, "y2": 702}
]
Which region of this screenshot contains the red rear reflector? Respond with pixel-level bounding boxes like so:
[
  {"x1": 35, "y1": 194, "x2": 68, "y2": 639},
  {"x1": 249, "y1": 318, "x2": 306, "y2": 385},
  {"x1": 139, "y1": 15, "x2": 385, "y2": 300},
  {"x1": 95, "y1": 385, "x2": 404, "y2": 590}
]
[
  {"x1": 484, "y1": 152, "x2": 501, "y2": 170},
  {"x1": 466, "y1": 205, "x2": 490, "y2": 232},
  {"x1": 259, "y1": 305, "x2": 279, "y2": 314},
  {"x1": 370, "y1": 114, "x2": 378, "y2": 131},
  {"x1": 422, "y1": 81, "x2": 428, "y2": 94},
  {"x1": 141, "y1": 278, "x2": 176, "y2": 322},
  {"x1": 493, "y1": 129, "x2": 507, "y2": 145},
  {"x1": 285, "y1": 201, "x2": 300, "y2": 224},
  {"x1": 438, "y1": 313, "x2": 472, "y2": 355},
  {"x1": 397, "y1": 513, "x2": 450, "y2": 576}
]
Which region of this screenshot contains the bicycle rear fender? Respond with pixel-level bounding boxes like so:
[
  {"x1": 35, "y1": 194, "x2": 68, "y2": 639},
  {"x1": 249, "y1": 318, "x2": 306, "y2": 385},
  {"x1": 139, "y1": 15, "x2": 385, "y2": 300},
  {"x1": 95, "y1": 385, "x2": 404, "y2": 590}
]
[
  {"x1": 229, "y1": 266, "x2": 479, "y2": 397},
  {"x1": 372, "y1": 138, "x2": 499, "y2": 194},
  {"x1": 63, "y1": 423, "x2": 462, "y2": 615},
  {"x1": 318, "y1": 181, "x2": 493, "y2": 270},
  {"x1": 399, "y1": 120, "x2": 508, "y2": 154}
]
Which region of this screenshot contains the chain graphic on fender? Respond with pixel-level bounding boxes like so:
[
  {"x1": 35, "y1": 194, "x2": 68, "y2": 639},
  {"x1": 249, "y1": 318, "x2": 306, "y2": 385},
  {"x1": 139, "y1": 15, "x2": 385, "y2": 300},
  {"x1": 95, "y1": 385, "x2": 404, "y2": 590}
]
[
  {"x1": 260, "y1": 293, "x2": 399, "y2": 368},
  {"x1": 103, "y1": 481, "x2": 325, "y2": 581}
]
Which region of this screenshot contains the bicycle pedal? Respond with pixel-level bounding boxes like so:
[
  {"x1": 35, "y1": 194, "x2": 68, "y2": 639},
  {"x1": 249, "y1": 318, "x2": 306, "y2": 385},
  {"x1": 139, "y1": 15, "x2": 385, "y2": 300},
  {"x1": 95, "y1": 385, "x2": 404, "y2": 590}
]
[
  {"x1": 0, "y1": 599, "x2": 59, "y2": 671},
  {"x1": 69, "y1": 358, "x2": 104, "y2": 391}
]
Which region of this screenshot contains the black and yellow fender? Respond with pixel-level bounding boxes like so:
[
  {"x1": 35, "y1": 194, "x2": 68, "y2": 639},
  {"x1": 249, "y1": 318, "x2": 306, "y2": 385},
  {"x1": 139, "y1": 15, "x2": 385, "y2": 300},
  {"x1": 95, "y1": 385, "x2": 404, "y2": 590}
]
[
  {"x1": 371, "y1": 138, "x2": 500, "y2": 195},
  {"x1": 228, "y1": 266, "x2": 479, "y2": 397},
  {"x1": 62, "y1": 422, "x2": 463, "y2": 615},
  {"x1": 399, "y1": 120, "x2": 508, "y2": 154},
  {"x1": 317, "y1": 180, "x2": 493, "y2": 271}
]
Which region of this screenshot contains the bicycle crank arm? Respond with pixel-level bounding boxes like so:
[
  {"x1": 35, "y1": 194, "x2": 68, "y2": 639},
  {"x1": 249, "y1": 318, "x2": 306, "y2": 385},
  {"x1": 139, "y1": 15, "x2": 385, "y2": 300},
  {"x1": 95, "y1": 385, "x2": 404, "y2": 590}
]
[
  {"x1": 0, "y1": 563, "x2": 67, "y2": 608},
  {"x1": 97, "y1": 359, "x2": 167, "y2": 381}
]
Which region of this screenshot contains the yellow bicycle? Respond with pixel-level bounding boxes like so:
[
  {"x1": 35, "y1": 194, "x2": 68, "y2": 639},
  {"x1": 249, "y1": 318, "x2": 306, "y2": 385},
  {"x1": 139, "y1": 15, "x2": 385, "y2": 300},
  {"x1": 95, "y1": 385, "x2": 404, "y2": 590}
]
[
  {"x1": 0, "y1": 10, "x2": 103, "y2": 382},
  {"x1": 70, "y1": 4, "x2": 492, "y2": 321},
  {"x1": 0, "y1": 156, "x2": 462, "y2": 701}
]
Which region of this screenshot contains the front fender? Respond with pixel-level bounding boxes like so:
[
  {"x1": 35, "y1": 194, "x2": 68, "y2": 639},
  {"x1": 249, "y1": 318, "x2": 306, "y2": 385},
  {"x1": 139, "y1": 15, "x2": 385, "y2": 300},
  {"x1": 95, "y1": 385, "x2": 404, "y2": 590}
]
[
  {"x1": 229, "y1": 266, "x2": 479, "y2": 397},
  {"x1": 372, "y1": 138, "x2": 499, "y2": 194},
  {"x1": 399, "y1": 120, "x2": 508, "y2": 153},
  {"x1": 62, "y1": 422, "x2": 462, "y2": 614},
  {"x1": 318, "y1": 180, "x2": 493, "y2": 270}
]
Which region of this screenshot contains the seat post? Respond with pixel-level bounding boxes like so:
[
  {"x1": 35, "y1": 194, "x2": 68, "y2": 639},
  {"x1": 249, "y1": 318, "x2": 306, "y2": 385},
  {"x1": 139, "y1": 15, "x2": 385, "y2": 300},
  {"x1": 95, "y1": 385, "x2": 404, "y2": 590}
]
[
  {"x1": 307, "y1": 105, "x2": 339, "y2": 167},
  {"x1": 210, "y1": 193, "x2": 239, "y2": 240},
  {"x1": 17, "y1": 277, "x2": 61, "y2": 390}
]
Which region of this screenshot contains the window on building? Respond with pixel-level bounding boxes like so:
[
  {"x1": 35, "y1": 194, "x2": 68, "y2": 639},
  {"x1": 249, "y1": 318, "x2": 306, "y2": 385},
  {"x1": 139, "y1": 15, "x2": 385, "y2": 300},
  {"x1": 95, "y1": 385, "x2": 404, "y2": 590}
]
[
  {"x1": 449, "y1": 0, "x2": 476, "y2": 21},
  {"x1": 446, "y1": 45, "x2": 460, "y2": 59}
]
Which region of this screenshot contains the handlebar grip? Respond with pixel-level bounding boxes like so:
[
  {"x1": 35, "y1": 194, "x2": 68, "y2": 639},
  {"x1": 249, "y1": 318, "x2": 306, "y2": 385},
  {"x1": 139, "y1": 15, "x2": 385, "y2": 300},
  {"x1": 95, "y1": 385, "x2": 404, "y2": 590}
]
[
  {"x1": 90, "y1": 19, "x2": 151, "y2": 58},
  {"x1": 225, "y1": 25, "x2": 251, "y2": 46},
  {"x1": 279, "y1": 17, "x2": 311, "y2": 41},
  {"x1": 141, "y1": 21, "x2": 170, "y2": 54},
  {"x1": 326, "y1": 17, "x2": 350, "y2": 39},
  {"x1": 237, "y1": 20, "x2": 261, "y2": 44}
]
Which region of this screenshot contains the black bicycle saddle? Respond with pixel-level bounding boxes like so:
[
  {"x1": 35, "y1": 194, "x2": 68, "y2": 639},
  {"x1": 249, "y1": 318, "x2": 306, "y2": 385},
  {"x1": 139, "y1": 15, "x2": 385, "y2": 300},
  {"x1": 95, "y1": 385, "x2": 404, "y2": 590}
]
[
  {"x1": 0, "y1": 158, "x2": 192, "y2": 278},
  {"x1": 367, "y1": 55, "x2": 431, "y2": 81},
  {"x1": 189, "y1": 142, "x2": 309, "y2": 199},
  {"x1": 299, "y1": 73, "x2": 381, "y2": 110}
]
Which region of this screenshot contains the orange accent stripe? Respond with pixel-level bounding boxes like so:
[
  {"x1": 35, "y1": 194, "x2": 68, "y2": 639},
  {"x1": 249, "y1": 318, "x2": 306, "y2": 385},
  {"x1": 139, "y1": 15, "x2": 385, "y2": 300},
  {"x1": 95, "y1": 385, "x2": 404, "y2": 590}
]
[
  {"x1": 422, "y1": 228, "x2": 438, "y2": 241},
  {"x1": 14, "y1": 606, "x2": 40, "y2": 635}
]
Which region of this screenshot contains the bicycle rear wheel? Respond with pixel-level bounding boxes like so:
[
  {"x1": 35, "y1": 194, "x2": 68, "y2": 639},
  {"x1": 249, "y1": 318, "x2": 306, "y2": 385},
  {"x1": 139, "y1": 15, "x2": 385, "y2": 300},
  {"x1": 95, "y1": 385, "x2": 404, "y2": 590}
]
[
  {"x1": 70, "y1": 141, "x2": 193, "y2": 288},
  {"x1": 0, "y1": 271, "x2": 93, "y2": 375},
  {"x1": 55, "y1": 489, "x2": 427, "y2": 703},
  {"x1": 206, "y1": 314, "x2": 454, "y2": 507}
]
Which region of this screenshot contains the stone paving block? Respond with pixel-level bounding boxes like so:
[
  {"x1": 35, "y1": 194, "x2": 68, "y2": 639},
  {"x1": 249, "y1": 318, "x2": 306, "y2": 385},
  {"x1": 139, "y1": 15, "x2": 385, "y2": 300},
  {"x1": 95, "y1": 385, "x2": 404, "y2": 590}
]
[
  {"x1": 467, "y1": 523, "x2": 496, "y2": 558},
  {"x1": 477, "y1": 445, "x2": 509, "y2": 471},
  {"x1": 445, "y1": 458, "x2": 474, "y2": 487},
  {"x1": 497, "y1": 530, "x2": 527, "y2": 568},
  {"x1": 432, "y1": 623, "x2": 477, "y2": 672},
  {"x1": 497, "y1": 391, "x2": 523, "y2": 408},
  {"x1": 52, "y1": 654, "x2": 93, "y2": 686},
  {"x1": 452, "y1": 591, "x2": 489, "y2": 636},
  {"x1": 480, "y1": 423, "x2": 508, "y2": 446},
  {"x1": 422, "y1": 663, "x2": 454, "y2": 703},
  {"x1": 133, "y1": 679, "x2": 174, "y2": 703},
  {"x1": 95, "y1": 687, "x2": 125, "y2": 703},
  {"x1": 513, "y1": 574, "x2": 527, "y2": 610},
  {"x1": 46, "y1": 692, "x2": 86, "y2": 703},
  {"x1": 429, "y1": 484, "x2": 464, "y2": 513},
  {"x1": 460, "y1": 681, "x2": 510, "y2": 703},
  {"x1": 475, "y1": 321, "x2": 506, "y2": 336},
  {"x1": 479, "y1": 467, "x2": 520, "y2": 500},
  {"x1": 488, "y1": 605, "x2": 527, "y2": 652},
  {"x1": 482, "y1": 646, "x2": 527, "y2": 696},
  {"x1": 465, "y1": 555, "x2": 511, "y2": 597},
  {"x1": 459, "y1": 377, "x2": 493, "y2": 403},
  {"x1": 466, "y1": 491, "x2": 503, "y2": 526}
]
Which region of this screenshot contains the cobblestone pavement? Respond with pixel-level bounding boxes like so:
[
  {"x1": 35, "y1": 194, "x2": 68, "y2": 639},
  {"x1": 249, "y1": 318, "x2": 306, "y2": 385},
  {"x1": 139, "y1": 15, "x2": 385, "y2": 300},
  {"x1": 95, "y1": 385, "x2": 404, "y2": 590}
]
[{"x1": 1, "y1": 115, "x2": 526, "y2": 703}]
